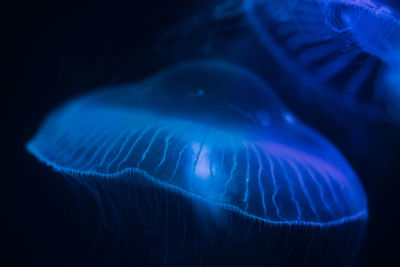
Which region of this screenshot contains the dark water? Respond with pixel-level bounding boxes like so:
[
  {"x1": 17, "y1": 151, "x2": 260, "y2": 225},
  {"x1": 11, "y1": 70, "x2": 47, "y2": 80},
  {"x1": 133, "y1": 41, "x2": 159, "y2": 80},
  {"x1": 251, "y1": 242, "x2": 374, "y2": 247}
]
[{"x1": 3, "y1": 0, "x2": 400, "y2": 266}]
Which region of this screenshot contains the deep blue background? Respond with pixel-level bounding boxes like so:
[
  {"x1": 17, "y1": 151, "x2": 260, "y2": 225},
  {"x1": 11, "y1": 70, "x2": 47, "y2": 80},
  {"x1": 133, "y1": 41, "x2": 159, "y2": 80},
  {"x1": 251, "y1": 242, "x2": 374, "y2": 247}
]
[{"x1": 3, "y1": 0, "x2": 400, "y2": 266}]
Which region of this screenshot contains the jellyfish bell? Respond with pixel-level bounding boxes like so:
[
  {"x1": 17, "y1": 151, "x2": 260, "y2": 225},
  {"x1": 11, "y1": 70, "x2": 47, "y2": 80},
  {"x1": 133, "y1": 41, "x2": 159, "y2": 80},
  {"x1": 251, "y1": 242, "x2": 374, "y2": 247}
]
[
  {"x1": 244, "y1": 0, "x2": 400, "y2": 122},
  {"x1": 322, "y1": 0, "x2": 400, "y2": 63},
  {"x1": 28, "y1": 60, "x2": 368, "y2": 265},
  {"x1": 322, "y1": 0, "x2": 400, "y2": 123}
]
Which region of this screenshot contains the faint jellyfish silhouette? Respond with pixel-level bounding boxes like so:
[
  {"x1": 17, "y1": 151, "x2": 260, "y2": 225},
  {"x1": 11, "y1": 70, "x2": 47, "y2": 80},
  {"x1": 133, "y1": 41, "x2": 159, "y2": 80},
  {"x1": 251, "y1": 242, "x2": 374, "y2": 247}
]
[
  {"x1": 244, "y1": 0, "x2": 400, "y2": 122},
  {"x1": 322, "y1": 0, "x2": 400, "y2": 61},
  {"x1": 28, "y1": 60, "x2": 368, "y2": 265}
]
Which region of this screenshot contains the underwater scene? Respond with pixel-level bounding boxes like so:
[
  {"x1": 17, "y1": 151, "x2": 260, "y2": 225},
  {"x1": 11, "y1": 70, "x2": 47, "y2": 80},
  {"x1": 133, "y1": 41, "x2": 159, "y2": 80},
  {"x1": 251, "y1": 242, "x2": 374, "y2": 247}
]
[{"x1": 4, "y1": 0, "x2": 400, "y2": 266}]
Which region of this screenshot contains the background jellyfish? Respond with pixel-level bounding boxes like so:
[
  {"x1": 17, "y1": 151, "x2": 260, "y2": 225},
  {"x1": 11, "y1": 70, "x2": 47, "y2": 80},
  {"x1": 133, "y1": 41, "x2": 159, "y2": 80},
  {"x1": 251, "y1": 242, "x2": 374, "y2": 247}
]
[
  {"x1": 244, "y1": 0, "x2": 400, "y2": 122},
  {"x1": 152, "y1": 0, "x2": 400, "y2": 170},
  {"x1": 28, "y1": 60, "x2": 367, "y2": 265}
]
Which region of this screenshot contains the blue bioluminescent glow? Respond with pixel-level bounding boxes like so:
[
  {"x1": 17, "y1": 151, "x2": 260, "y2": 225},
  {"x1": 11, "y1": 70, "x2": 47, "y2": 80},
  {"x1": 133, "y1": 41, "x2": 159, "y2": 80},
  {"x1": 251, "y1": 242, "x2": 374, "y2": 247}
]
[
  {"x1": 385, "y1": 58, "x2": 400, "y2": 116},
  {"x1": 244, "y1": 0, "x2": 400, "y2": 121},
  {"x1": 323, "y1": 0, "x2": 400, "y2": 62},
  {"x1": 27, "y1": 60, "x2": 367, "y2": 226}
]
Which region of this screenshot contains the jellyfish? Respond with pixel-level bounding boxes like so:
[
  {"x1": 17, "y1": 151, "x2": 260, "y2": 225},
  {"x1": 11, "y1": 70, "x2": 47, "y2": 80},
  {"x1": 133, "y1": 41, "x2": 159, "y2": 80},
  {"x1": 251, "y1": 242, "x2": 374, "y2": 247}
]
[
  {"x1": 322, "y1": 0, "x2": 400, "y2": 61},
  {"x1": 244, "y1": 0, "x2": 400, "y2": 122},
  {"x1": 27, "y1": 60, "x2": 367, "y2": 265}
]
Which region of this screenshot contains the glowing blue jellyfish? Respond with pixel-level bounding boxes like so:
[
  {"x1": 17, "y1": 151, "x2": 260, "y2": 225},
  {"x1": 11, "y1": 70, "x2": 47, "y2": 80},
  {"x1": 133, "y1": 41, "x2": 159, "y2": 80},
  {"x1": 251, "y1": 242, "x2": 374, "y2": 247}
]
[
  {"x1": 245, "y1": 0, "x2": 400, "y2": 121},
  {"x1": 322, "y1": 0, "x2": 400, "y2": 61},
  {"x1": 27, "y1": 60, "x2": 367, "y2": 265}
]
